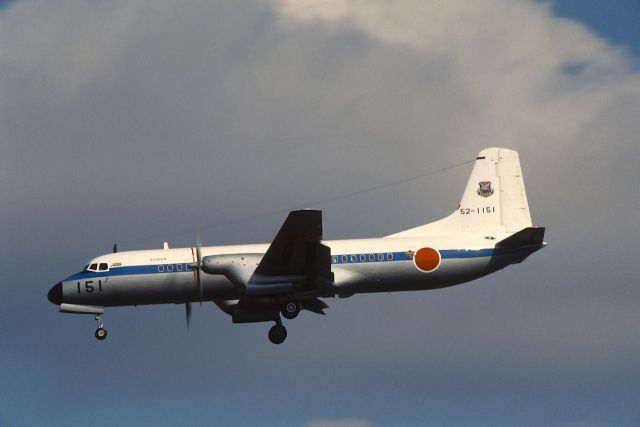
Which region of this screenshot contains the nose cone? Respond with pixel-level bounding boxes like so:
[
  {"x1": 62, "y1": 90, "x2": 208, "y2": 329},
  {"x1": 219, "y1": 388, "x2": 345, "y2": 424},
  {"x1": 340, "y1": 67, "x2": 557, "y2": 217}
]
[{"x1": 48, "y1": 282, "x2": 62, "y2": 305}]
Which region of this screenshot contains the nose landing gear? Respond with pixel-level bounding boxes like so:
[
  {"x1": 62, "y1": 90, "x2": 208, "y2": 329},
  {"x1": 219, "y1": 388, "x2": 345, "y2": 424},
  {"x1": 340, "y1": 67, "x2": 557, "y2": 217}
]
[{"x1": 94, "y1": 314, "x2": 107, "y2": 341}]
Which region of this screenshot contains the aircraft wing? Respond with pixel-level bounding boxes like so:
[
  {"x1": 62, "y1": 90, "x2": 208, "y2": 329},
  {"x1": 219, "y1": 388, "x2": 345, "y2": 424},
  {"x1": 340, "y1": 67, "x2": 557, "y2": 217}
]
[{"x1": 247, "y1": 209, "x2": 334, "y2": 295}]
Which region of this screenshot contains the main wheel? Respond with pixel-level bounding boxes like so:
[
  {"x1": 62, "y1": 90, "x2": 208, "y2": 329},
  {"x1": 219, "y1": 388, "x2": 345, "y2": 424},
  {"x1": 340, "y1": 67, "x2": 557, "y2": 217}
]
[
  {"x1": 95, "y1": 328, "x2": 107, "y2": 341},
  {"x1": 281, "y1": 301, "x2": 300, "y2": 320},
  {"x1": 268, "y1": 324, "x2": 287, "y2": 344}
]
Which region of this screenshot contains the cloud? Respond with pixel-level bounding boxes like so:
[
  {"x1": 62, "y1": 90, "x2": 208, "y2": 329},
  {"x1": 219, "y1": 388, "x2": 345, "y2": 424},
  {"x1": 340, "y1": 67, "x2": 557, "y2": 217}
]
[
  {"x1": 275, "y1": 0, "x2": 640, "y2": 154},
  {"x1": 2, "y1": 0, "x2": 639, "y2": 231}
]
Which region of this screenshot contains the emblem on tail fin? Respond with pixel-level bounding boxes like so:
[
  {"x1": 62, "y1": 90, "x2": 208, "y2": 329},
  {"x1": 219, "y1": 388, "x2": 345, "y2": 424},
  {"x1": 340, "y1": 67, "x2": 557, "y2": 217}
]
[{"x1": 477, "y1": 181, "x2": 494, "y2": 198}]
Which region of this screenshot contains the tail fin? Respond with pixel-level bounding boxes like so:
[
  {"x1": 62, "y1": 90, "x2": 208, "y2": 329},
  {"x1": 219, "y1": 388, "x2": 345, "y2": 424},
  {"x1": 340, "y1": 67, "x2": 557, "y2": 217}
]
[{"x1": 389, "y1": 147, "x2": 533, "y2": 237}]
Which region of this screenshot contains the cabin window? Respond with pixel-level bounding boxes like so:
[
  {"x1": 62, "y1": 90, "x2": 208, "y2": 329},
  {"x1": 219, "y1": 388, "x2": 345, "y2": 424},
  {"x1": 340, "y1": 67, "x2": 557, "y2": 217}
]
[
  {"x1": 369, "y1": 254, "x2": 375, "y2": 261},
  {"x1": 350, "y1": 255, "x2": 357, "y2": 262},
  {"x1": 158, "y1": 265, "x2": 164, "y2": 273},
  {"x1": 167, "y1": 264, "x2": 173, "y2": 272},
  {"x1": 332, "y1": 256, "x2": 338, "y2": 264},
  {"x1": 377, "y1": 254, "x2": 384, "y2": 261},
  {"x1": 176, "y1": 264, "x2": 183, "y2": 272},
  {"x1": 98, "y1": 263, "x2": 109, "y2": 271},
  {"x1": 386, "y1": 253, "x2": 393, "y2": 261},
  {"x1": 360, "y1": 254, "x2": 366, "y2": 262},
  {"x1": 341, "y1": 255, "x2": 347, "y2": 263}
]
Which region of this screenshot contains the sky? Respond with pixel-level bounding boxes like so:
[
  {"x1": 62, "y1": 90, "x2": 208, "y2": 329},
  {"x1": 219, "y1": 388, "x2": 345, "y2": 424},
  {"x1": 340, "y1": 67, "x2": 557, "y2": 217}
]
[{"x1": 1, "y1": 1, "x2": 640, "y2": 426}]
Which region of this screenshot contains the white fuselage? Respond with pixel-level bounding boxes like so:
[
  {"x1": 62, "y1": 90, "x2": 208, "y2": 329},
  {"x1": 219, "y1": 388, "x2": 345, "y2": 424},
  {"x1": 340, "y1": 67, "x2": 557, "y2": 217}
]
[{"x1": 57, "y1": 233, "x2": 529, "y2": 308}]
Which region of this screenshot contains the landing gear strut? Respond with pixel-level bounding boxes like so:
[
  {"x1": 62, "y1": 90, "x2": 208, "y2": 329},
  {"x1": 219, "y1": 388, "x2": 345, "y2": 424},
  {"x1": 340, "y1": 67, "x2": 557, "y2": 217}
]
[
  {"x1": 268, "y1": 318, "x2": 287, "y2": 345},
  {"x1": 94, "y1": 314, "x2": 107, "y2": 341}
]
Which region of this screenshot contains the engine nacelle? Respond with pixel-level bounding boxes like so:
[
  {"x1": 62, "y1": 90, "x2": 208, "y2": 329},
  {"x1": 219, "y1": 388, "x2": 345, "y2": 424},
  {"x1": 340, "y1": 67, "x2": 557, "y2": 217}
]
[
  {"x1": 201, "y1": 253, "x2": 331, "y2": 297},
  {"x1": 201, "y1": 254, "x2": 263, "y2": 290}
]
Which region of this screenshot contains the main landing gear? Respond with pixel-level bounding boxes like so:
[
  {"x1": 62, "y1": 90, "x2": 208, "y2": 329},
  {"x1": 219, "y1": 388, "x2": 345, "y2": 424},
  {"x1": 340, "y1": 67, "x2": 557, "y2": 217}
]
[
  {"x1": 267, "y1": 300, "x2": 301, "y2": 344},
  {"x1": 94, "y1": 314, "x2": 107, "y2": 341},
  {"x1": 268, "y1": 319, "x2": 287, "y2": 345},
  {"x1": 280, "y1": 300, "x2": 300, "y2": 320}
]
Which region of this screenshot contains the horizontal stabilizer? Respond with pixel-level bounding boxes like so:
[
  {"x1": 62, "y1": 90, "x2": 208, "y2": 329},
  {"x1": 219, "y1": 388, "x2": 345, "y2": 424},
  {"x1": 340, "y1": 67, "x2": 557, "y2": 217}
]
[
  {"x1": 489, "y1": 227, "x2": 546, "y2": 267},
  {"x1": 496, "y1": 227, "x2": 546, "y2": 249}
]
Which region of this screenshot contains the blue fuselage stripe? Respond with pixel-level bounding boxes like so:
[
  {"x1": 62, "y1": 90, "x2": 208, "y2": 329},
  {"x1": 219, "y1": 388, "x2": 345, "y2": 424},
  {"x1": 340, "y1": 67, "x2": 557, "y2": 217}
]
[
  {"x1": 64, "y1": 248, "x2": 510, "y2": 281},
  {"x1": 66, "y1": 264, "x2": 192, "y2": 281},
  {"x1": 441, "y1": 249, "x2": 495, "y2": 258}
]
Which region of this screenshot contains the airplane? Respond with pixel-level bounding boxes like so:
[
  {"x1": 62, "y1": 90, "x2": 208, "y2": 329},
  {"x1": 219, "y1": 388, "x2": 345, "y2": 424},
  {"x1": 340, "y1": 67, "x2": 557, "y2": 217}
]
[{"x1": 47, "y1": 147, "x2": 546, "y2": 344}]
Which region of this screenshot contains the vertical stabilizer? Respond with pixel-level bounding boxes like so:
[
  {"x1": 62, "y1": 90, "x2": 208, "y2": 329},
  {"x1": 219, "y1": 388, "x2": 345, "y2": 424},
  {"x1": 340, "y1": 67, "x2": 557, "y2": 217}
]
[{"x1": 388, "y1": 148, "x2": 532, "y2": 237}]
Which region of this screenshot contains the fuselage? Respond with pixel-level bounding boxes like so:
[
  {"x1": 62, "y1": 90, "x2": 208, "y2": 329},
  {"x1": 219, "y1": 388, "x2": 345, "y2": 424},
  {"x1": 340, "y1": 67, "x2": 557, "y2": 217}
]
[{"x1": 50, "y1": 233, "x2": 537, "y2": 309}]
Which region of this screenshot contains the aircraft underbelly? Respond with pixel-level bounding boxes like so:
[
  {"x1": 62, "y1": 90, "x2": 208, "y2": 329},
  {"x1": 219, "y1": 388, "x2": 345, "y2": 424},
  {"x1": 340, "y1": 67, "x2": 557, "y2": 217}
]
[{"x1": 334, "y1": 255, "x2": 505, "y2": 294}]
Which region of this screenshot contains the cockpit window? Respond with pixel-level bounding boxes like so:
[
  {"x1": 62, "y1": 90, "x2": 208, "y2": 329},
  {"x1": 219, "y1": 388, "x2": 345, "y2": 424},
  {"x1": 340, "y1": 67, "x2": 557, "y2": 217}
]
[{"x1": 83, "y1": 262, "x2": 109, "y2": 273}]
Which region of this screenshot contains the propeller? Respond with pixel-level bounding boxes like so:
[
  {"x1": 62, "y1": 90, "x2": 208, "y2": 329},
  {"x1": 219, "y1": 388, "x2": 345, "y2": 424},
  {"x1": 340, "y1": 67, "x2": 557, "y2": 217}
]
[
  {"x1": 195, "y1": 237, "x2": 203, "y2": 304},
  {"x1": 185, "y1": 237, "x2": 204, "y2": 328},
  {"x1": 185, "y1": 300, "x2": 192, "y2": 329}
]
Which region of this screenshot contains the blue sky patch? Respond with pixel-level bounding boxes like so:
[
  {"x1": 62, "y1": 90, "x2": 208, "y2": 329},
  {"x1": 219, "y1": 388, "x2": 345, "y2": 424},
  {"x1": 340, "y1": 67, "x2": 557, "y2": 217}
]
[
  {"x1": 0, "y1": 0, "x2": 15, "y2": 10},
  {"x1": 541, "y1": 0, "x2": 640, "y2": 59},
  {"x1": 560, "y1": 60, "x2": 589, "y2": 76}
]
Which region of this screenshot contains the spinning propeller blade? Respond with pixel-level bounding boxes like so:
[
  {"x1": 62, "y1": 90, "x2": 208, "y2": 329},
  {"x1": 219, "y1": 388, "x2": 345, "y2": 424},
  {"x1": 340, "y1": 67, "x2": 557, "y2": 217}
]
[
  {"x1": 185, "y1": 302, "x2": 192, "y2": 329},
  {"x1": 196, "y1": 238, "x2": 203, "y2": 305},
  {"x1": 187, "y1": 236, "x2": 205, "y2": 320}
]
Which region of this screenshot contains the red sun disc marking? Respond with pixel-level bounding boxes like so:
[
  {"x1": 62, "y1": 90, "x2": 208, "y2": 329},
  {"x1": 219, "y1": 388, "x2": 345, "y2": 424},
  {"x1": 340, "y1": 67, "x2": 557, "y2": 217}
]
[{"x1": 414, "y1": 247, "x2": 441, "y2": 273}]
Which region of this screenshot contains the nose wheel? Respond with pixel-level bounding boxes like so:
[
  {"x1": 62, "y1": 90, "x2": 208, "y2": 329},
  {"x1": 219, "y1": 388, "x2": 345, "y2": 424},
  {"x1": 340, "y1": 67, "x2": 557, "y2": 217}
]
[
  {"x1": 94, "y1": 314, "x2": 107, "y2": 341},
  {"x1": 268, "y1": 319, "x2": 287, "y2": 345}
]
